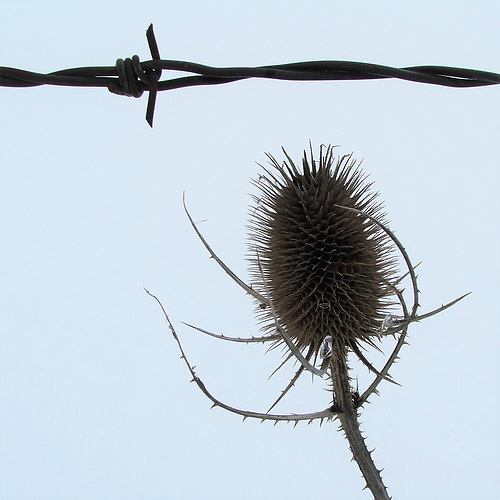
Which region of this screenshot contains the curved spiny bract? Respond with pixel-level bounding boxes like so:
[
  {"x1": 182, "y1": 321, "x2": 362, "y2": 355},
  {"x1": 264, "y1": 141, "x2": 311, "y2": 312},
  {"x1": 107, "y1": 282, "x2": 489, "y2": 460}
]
[{"x1": 248, "y1": 145, "x2": 397, "y2": 361}]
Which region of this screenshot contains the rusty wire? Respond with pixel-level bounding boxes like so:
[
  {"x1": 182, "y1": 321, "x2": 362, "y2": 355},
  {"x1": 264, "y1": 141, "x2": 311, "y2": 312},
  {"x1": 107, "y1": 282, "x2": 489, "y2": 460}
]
[{"x1": 1, "y1": 24, "x2": 499, "y2": 127}]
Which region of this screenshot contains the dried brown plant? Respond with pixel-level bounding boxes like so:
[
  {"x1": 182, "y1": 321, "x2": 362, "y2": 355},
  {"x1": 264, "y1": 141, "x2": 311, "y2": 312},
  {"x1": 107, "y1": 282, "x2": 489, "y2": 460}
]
[{"x1": 147, "y1": 145, "x2": 468, "y2": 499}]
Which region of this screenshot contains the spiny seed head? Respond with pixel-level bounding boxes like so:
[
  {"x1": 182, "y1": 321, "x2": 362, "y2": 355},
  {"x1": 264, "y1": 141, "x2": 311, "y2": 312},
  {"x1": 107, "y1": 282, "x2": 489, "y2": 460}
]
[{"x1": 248, "y1": 145, "x2": 397, "y2": 359}]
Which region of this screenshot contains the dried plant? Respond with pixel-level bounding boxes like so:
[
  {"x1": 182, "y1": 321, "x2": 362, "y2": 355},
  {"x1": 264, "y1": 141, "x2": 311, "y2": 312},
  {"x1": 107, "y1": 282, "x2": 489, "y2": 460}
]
[{"x1": 147, "y1": 145, "x2": 468, "y2": 499}]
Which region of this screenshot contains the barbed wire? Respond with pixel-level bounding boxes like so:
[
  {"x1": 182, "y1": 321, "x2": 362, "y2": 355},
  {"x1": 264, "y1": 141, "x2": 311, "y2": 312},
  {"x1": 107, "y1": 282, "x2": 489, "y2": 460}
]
[{"x1": 1, "y1": 24, "x2": 498, "y2": 127}]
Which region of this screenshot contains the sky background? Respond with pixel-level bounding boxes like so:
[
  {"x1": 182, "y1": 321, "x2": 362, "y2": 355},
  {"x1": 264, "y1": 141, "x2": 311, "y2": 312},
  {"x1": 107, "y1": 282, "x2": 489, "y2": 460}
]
[{"x1": 1, "y1": 2, "x2": 499, "y2": 499}]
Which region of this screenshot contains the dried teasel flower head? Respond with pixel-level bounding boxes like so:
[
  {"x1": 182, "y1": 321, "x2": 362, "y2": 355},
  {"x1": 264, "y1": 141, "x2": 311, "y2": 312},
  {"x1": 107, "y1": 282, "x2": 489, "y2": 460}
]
[{"x1": 248, "y1": 145, "x2": 397, "y2": 360}]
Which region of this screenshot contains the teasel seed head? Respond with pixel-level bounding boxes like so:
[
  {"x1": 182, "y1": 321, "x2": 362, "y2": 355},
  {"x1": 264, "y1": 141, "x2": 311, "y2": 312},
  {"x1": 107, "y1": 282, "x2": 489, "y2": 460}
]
[{"x1": 248, "y1": 145, "x2": 397, "y2": 360}]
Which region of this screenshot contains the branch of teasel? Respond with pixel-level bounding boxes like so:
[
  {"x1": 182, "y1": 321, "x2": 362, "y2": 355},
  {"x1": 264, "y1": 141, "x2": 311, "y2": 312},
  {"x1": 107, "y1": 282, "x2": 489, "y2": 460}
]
[
  {"x1": 182, "y1": 192, "x2": 268, "y2": 305},
  {"x1": 357, "y1": 285, "x2": 410, "y2": 407},
  {"x1": 333, "y1": 203, "x2": 420, "y2": 320},
  {"x1": 145, "y1": 288, "x2": 338, "y2": 424},
  {"x1": 181, "y1": 321, "x2": 280, "y2": 343}
]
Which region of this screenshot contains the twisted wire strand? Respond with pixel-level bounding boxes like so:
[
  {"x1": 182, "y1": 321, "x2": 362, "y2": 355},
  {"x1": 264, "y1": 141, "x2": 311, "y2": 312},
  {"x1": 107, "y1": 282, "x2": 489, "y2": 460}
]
[{"x1": 1, "y1": 24, "x2": 498, "y2": 126}]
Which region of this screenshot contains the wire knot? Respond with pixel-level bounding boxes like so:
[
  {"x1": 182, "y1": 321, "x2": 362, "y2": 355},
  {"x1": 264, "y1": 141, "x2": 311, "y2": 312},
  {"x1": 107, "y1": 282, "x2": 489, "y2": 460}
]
[
  {"x1": 111, "y1": 56, "x2": 145, "y2": 98},
  {"x1": 107, "y1": 24, "x2": 162, "y2": 127}
]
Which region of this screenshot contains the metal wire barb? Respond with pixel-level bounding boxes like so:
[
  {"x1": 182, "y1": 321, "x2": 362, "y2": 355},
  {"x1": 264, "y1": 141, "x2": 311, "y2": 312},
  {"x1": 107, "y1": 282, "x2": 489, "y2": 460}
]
[{"x1": 1, "y1": 24, "x2": 499, "y2": 127}]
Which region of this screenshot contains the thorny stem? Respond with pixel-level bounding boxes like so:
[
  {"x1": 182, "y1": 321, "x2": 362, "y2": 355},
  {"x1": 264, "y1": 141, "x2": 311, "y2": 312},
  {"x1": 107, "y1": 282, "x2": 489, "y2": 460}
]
[
  {"x1": 331, "y1": 345, "x2": 391, "y2": 500},
  {"x1": 183, "y1": 193, "x2": 267, "y2": 304}
]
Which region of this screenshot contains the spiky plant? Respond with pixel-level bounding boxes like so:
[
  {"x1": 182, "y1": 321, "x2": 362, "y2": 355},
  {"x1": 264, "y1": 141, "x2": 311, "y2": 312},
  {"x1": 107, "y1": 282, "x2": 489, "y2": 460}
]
[
  {"x1": 147, "y1": 145, "x2": 468, "y2": 500},
  {"x1": 249, "y1": 146, "x2": 396, "y2": 366},
  {"x1": 249, "y1": 146, "x2": 397, "y2": 498}
]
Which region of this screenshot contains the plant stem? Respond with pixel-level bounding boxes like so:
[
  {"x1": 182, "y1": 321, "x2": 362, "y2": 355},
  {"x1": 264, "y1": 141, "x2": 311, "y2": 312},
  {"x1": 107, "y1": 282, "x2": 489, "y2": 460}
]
[{"x1": 331, "y1": 346, "x2": 390, "y2": 500}]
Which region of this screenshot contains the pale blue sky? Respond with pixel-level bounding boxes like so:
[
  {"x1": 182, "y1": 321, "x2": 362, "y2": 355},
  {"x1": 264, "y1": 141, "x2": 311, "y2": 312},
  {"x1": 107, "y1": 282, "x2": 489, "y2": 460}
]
[{"x1": 1, "y1": 2, "x2": 499, "y2": 499}]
